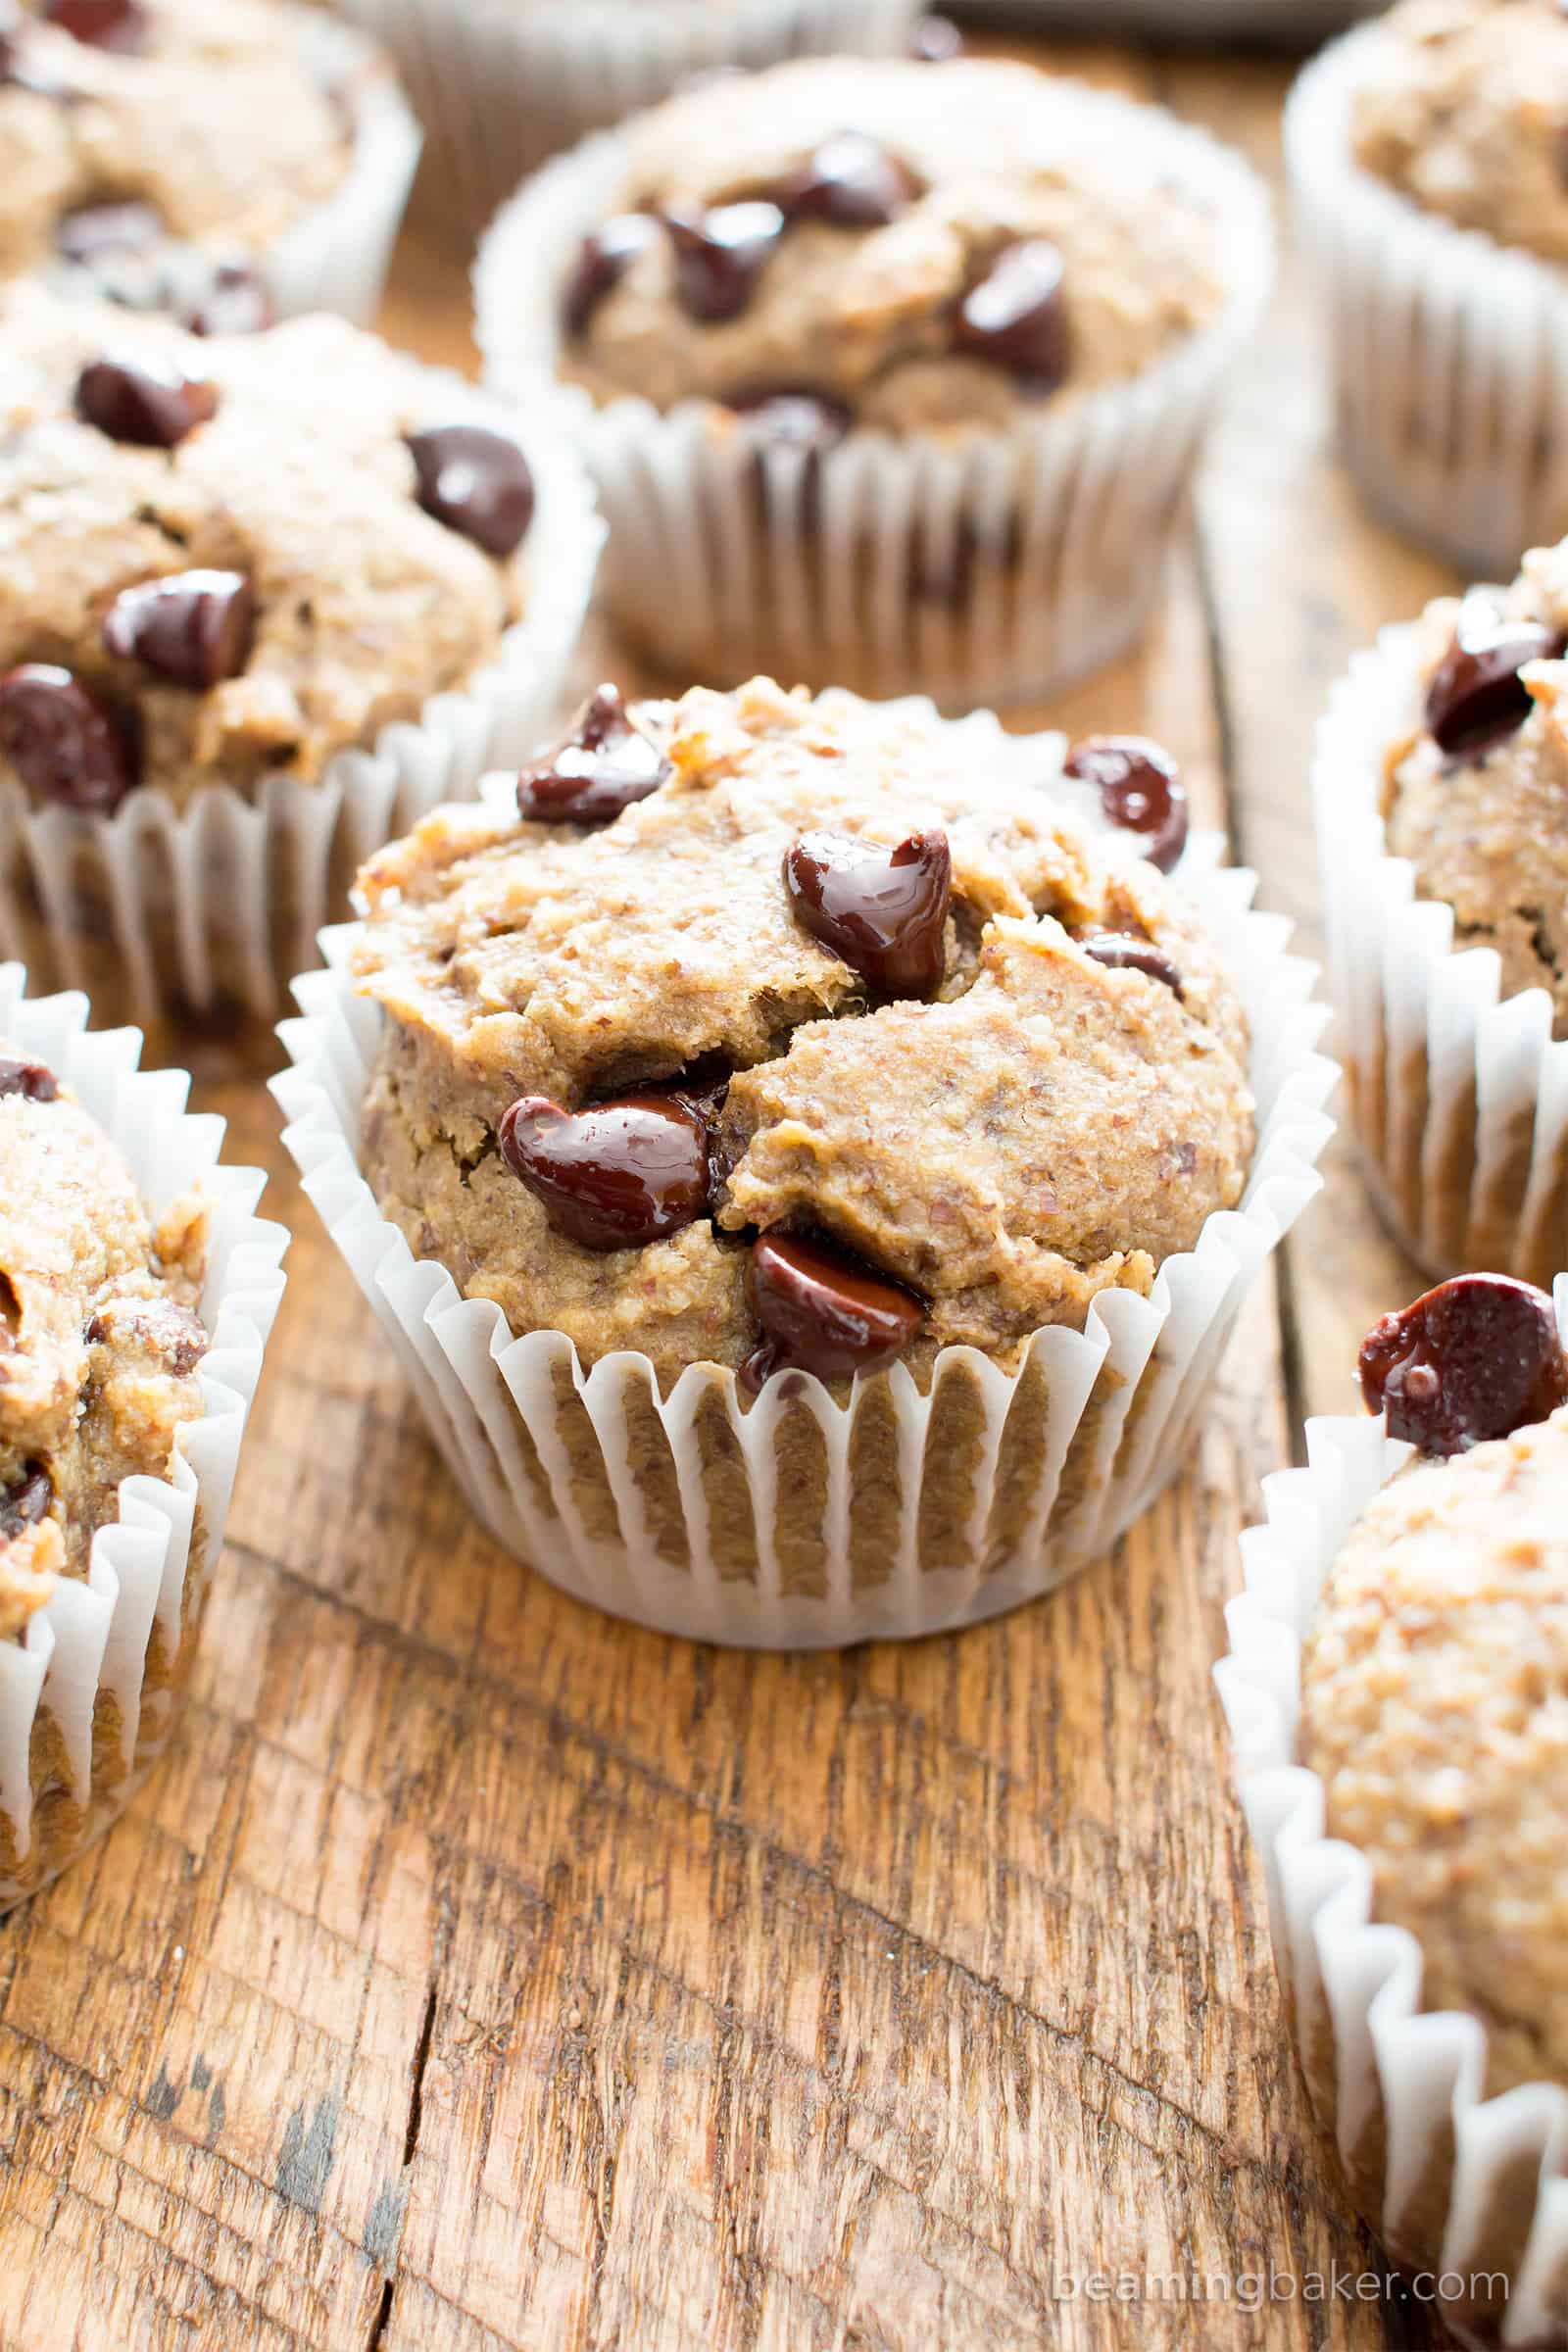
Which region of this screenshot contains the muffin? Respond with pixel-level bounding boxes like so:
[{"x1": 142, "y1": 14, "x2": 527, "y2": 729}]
[
  {"x1": 1314, "y1": 533, "x2": 1568, "y2": 1287},
  {"x1": 477, "y1": 56, "x2": 1274, "y2": 710},
  {"x1": 329, "y1": 0, "x2": 919, "y2": 249},
  {"x1": 276, "y1": 676, "x2": 1337, "y2": 1647},
  {"x1": 0, "y1": 965, "x2": 285, "y2": 1907},
  {"x1": 1287, "y1": 0, "x2": 1568, "y2": 575},
  {"x1": 0, "y1": 286, "x2": 602, "y2": 1038},
  {"x1": 1221, "y1": 1270, "x2": 1568, "y2": 2342},
  {"x1": 0, "y1": 0, "x2": 419, "y2": 327}
]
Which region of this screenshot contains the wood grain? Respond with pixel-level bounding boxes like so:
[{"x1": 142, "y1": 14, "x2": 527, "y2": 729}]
[{"x1": 0, "y1": 37, "x2": 1458, "y2": 2352}]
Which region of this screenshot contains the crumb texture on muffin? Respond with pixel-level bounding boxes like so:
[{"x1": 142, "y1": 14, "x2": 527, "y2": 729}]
[
  {"x1": 560, "y1": 57, "x2": 1224, "y2": 434},
  {"x1": 351, "y1": 676, "x2": 1255, "y2": 1393},
  {"x1": 1300, "y1": 1405, "x2": 1568, "y2": 2098},
  {"x1": 0, "y1": 1046, "x2": 209, "y2": 1642},
  {"x1": 1350, "y1": 0, "x2": 1568, "y2": 265}
]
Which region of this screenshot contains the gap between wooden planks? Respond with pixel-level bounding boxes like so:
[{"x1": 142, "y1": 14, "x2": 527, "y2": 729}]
[{"x1": 0, "y1": 36, "x2": 1461, "y2": 2352}]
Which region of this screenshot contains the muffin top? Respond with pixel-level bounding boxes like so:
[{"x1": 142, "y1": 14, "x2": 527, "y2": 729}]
[
  {"x1": 351, "y1": 676, "x2": 1253, "y2": 1396},
  {"x1": 0, "y1": 288, "x2": 538, "y2": 815},
  {"x1": 1350, "y1": 0, "x2": 1568, "y2": 267},
  {"x1": 0, "y1": 0, "x2": 353, "y2": 300},
  {"x1": 0, "y1": 1040, "x2": 210, "y2": 1642},
  {"x1": 558, "y1": 57, "x2": 1226, "y2": 437},
  {"x1": 1380, "y1": 536, "x2": 1568, "y2": 1038}
]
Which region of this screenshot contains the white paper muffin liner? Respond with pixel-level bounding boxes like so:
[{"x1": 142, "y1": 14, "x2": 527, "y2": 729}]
[
  {"x1": 331, "y1": 0, "x2": 917, "y2": 247},
  {"x1": 949, "y1": 0, "x2": 1377, "y2": 36},
  {"x1": 1314, "y1": 620, "x2": 1568, "y2": 1289},
  {"x1": 475, "y1": 86, "x2": 1275, "y2": 710},
  {"x1": 1216, "y1": 1282, "x2": 1568, "y2": 2348},
  {"x1": 1286, "y1": 24, "x2": 1568, "y2": 580},
  {"x1": 271, "y1": 732, "x2": 1338, "y2": 1649},
  {"x1": 0, "y1": 963, "x2": 287, "y2": 1913},
  {"x1": 0, "y1": 396, "x2": 605, "y2": 1040}
]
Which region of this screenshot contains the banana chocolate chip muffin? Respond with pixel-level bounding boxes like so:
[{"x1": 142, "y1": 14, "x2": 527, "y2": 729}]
[
  {"x1": 351, "y1": 676, "x2": 1253, "y2": 1397},
  {"x1": 1302, "y1": 1272, "x2": 1568, "y2": 2098}
]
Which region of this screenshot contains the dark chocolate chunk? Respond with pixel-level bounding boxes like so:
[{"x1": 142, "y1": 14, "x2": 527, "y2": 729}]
[
  {"x1": 1078, "y1": 930, "x2": 1184, "y2": 999},
  {"x1": 665, "y1": 201, "x2": 785, "y2": 325},
  {"x1": 1425, "y1": 593, "x2": 1560, "y2": 760},
  {"x1": 184, "y1": 259, "x2": 275, "y2": 337},
  {"x1": 744, "y1": 1232, "x2": 924, "y2": 1389},
  {"x1": 515, "y1": 685, "x2": 669, "y2": 827},
  {"x1": 783, "y1": 829, "x2": 951, "y2": 1003},
  {"x1": 103, "y1": 569, "x2": 255, "y2": 689},
  {"x1": 775, "y1": 133, "x2": 921, "y2": 230},
  {"x1": 407, "y1": 424, "x2": 535, "y2": 560},
  {"x1": 55, "y1": 199, "x2": 163, "y2": 264},
  {"x1": 0, "y1": 663, "x2": 138, "y2": 810},
  {"x1": 75, "y1": 352, "x2": 218, "y2": 447},
  {"x1": 562, "y1": 213, "x2": 660, "y2": 339},
  {"x1": 499, "y1": 1093, "x2": 711, "y2": 1251},
  {"x1": 0, "y1": 1056, "x2": 58, "y2": 1102},
  {"x1": 1359, "y1": 1273, "x2": 1568, "y2": 1457},
  {"x1": 955, "y1": 239, "x2": 1070, "y2": 393},
  {"x1": 0, "y1": 1463, "x2": 51, "y2": 1542},
  {"x1": 1063, "y1": 735, "x2": 1189, "y2": 873},
  {"x1": 43, "y1": 0, "x2": 145, "y2": 48}
]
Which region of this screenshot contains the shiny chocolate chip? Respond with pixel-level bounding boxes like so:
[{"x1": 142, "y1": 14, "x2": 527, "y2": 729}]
[
  {"x1": 43, "y1": 0, "x2": 145, "y2": 48},
  {"x1": 103, "y1": 569, "x2": 255, "y2": 690},
  {"x1": 75, "y1": 352, "x2": 218, "y2": 447},
  {"x1": 1359, "y1": 1273, "x2": 1568, "y2": 1457},
  {"x1": 1063, "y1": 734, "x2": 1188, "y2": 873},
  {"x1": 0, "y1": 663, "x2": 138, "y2": 810},
  {"x1": 665, "y1": 201, "x2": 785, "y2": 325},
  {"x1": 516, "y1": 685, "x2": 669, "y2": 827},
  {"x1": 1424, "y1": 593, "x2": 1560, "y2": 760},
  {"x1": 562, "y1": 212, "x2": 660, "y2": 339},
  {"x1": 407, "y1": 424, "x2": 534, "y2": 560},
  {"x1": 184, "y1": 259, "x2": 275, "y2": 337},
  {"x1": 55, "y1": 199, "x2": 163, "y2": 264},
  {"x1": 0, "y1": 1462, "x2": 51, "y2": 1541},
  {"x1": 775, "y1": 133, "x2": 921, "y2": 230},
  {"x1": 911, "y1": 13, "x2": 963, "y2": 57},
  {"x1": 784, "y1": 829, "x2": 951, "y2": 1004},
  {"x1": 499, "y1": 1093, "x2": 711, "y2": 1251},
  {"x1": 1079, "y1": 930, "x2": 1184, "y2": 999},
  {"x1": 744, "y1": 1232, "x2": 924, "y2": 1390},
  {"x1": 955, "y1": 239, "x2": 1070, "y2": 393},
  {"x1": 0, "y1": 1056, "x2": 58, "y2": 1102}
]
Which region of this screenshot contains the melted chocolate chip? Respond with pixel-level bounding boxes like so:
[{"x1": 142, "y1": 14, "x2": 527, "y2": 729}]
[
  {"x1": 744, "y1": 1232, "x2": 924, "y2": 1390},
  {"x1": 784, "y1": 830, "x2": 951, "y2": 1004},
  {"x1": 955, "y1": 240, "x2": 1070, "y2": 393},
  {"x1": 515, "y1": 685, "x2": 669, "y2": 827},
  {"x1": 1425, "y1": 593, "x2": 1560, "y2": 760},
  {"x1": 75, "y1": 352, "x2": 218, "y2": 447},
  {"x1": 407, "y1": 424, "x2": 535, "y2": 560},
  {"x1": 55, "y1": 199, "x2": 163, "y2": 264},
  {"x1": 43, "y1": 0, "x2": 145, "y2": 48},
  {"x1": 562, "y1": 212, "x2": 660, "y2": 338},
  {"x1": 775, "y1": 133, "x2": 921, "y2": 230},
  {"x1": 1359, "y1": 1274, "x2": 1568, "y2": 1457},
  {"x1": 1079, "y1": 931, "x2": 1185, "y2": 999},
  {"x1": 0, "y1": 663, "x2": 138, "y2": 810},
  {"x1": 184, "y1": 259, "x2": 275, "y2": 337},
  {"x1": 910, "y1": 13, "x2": 963, "y2": 57},
  {"x1": 665, "y1": 201, "x2": 785, "y2": 324},
  {"x1": 103, "y1": 569, "x2": 255, "y2": 690},
  {"x1": 0, "y1": 1463, "x2": 51, "y2": 1542},
  {"x1": 499, "y1": 1093, "x2": 711, "y2": 1251},
  {"x1": 1063, "y1": 735, "x2": 1189, "y2": 873},
  {"x1": 0, "y1": 1056, "x2": 58, "y2": 1102}
]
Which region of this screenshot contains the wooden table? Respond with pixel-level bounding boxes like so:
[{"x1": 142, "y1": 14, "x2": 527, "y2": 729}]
[{"x1": 0, "y1": 32, "x2": 1466, "y2": 2352}]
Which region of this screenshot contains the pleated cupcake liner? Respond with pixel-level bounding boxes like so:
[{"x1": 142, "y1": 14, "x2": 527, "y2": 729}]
[
  {"x1": 1314, "y1": 621, "x2": 1568, "y2": 1288},
  {"x1": 1286, "y1": 24, "x2": 1568, "y2": 580},
  {"x1": 0, "y1": 394, "x2": 605, "y2": 1041},
  {"x1": 0, "y1": 963, "x2": 288, "y2": 1914},
  {"x1": 1216, "y1": 1293, "x2": 1568, "y2": 2349},
  {"x1": 263, "y1": 11, "x2": 422, "y2": 324},
  {"x1": 272, "y1": 732, "x2": 1338, "y2": 1649},
  {"x1": 331, "y1": 0, "x2": 918, "y2": 249},
  {"x1": 474, "y1": 83, "x2": 1274, "y2": 710}
]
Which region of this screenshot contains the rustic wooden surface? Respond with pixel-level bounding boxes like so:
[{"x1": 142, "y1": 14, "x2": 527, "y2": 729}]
[{"x1": 0, "y1": 31, "x2": 1464, "y2": 2352}]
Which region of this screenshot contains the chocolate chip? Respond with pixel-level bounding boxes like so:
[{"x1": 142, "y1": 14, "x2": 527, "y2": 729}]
[
  {"x1": 743, "y1": 1232, "x2": 924, "y2": 1390},
  {"x1": 499, "y1": 1093, "x2": 711, "y2": 1251},
  {"x1": 55, "y1": 199, "x2": 163, "y2": 264},
  {"x1": 43, "y1": 0, "x2": 146, "y2": 48},
  {"x1": 911, "y1": 14, "x2": 963, "y2": 57},
  {"x1": 1078, "y1": 930, "x2": 1185, "y2": 999},
  {"x1": 733, "y1": 390, "x2": 853, "y2": 457},
  {"x1": 1425, "y1": 593, "x2": 1560, "y2": 760},
  {"x1": 184, "y1": 259, "x2": 275, "y2": 338},
  {"x1": 775, "y1": 133, "x2": 921, "y2": 230},
  {"x1": 515, "y1": 685, "x2": 669, "y2": 827},
  {"x1": 955, "y1": 240, "x2": 1071, "y2": 394},
  {"x1": 103, "y1": 569, "x2": 255, "y2": 690},
  {"x1": 84, "y1": 1297, "x2": 207, "y2": 1375},
  {"x1": 0, "y1": 1463, "x2": 51, "y2": 1542},
  {"x1": 407, "y1": 424, "x2": 534, "y2": 560},
  {"x1": 75, "y1": 352, "x2": 218, "y2": 448},
  {"x1": 562, "y1": 212, "x2": 660, "y2": 339},
  {"x1": 0, "y1": 663, "x2": 138, "y2": 811},
  {"x1": 1359, "y1": 1274, "x2": 1568, "y2": 1457},
  {"x1": 665, "y1": 201, "x2": 785, "y2": 325},
  {"x1": 784, "y1": 829, "x2": 951, "y2": 1004},
  {"x1": 1063, "y1": 735, "x2": 1189, "y2": 873},
  {"x1": 0, "y1": 1056, "x2": 58, "y2": 1102}
]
